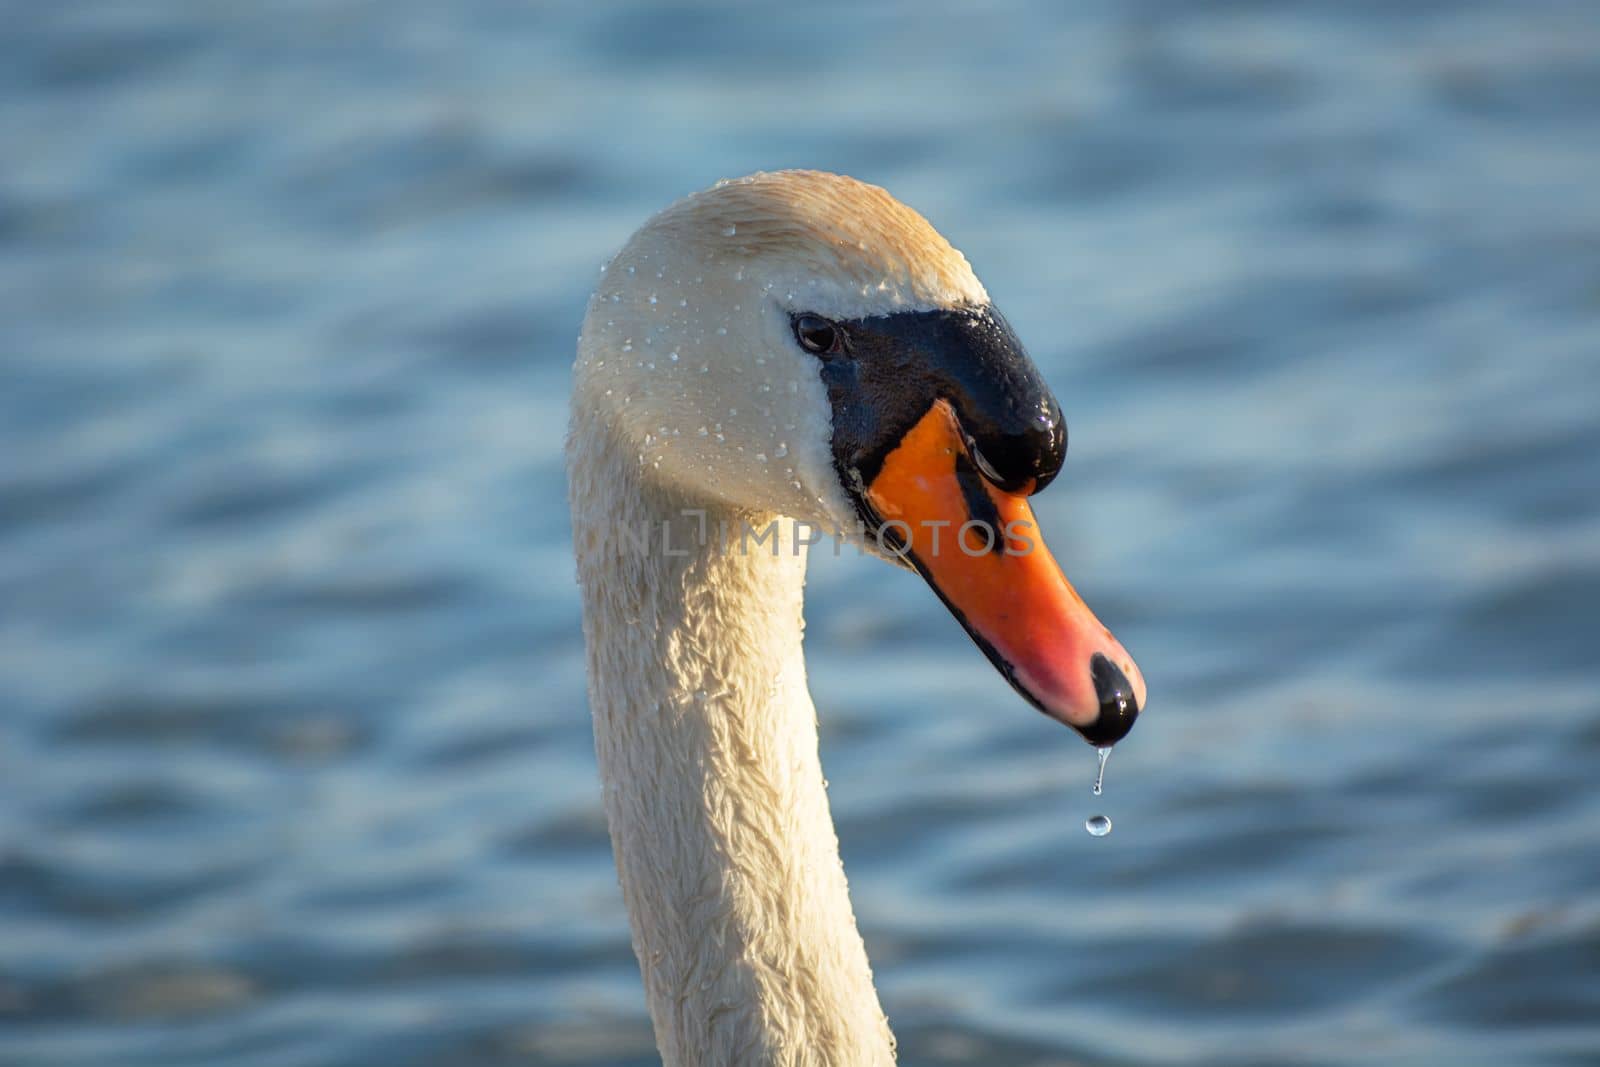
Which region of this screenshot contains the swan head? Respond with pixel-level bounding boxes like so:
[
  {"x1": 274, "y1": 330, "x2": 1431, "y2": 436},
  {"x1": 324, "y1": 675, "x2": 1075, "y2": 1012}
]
[{"x1": 576, "y1": 170, "x2": 1146, "y2": 746}]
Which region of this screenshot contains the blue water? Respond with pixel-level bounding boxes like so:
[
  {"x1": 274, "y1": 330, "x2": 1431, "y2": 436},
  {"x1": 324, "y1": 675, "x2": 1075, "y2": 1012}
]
[{"x1": 3, "y1": 3, "x2": 1599, "y2": 1065}]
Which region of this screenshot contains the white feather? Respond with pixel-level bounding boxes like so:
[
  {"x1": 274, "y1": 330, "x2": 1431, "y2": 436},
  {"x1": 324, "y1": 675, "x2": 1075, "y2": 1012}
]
[{"x1": 568, "y1": 171, "x2": 985, "y2": 1064}]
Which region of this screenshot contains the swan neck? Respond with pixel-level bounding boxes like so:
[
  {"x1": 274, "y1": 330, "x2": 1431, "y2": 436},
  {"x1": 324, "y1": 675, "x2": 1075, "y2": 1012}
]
[{"x1": 569, "y1": 411, "x2": 894, "y2": 1065}]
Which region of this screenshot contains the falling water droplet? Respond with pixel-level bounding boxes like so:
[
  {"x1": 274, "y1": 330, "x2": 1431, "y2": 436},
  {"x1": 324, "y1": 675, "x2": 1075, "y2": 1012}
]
[
  {"x1": 1085, "y1": 744, "x2": 1114, "y2": 836},
  {"x1": 1092, "y1": 745, "x2": 1111, "y2": 797},
  {"x1": 724, "y1": 224, "x2": 737, "y2": 236}
]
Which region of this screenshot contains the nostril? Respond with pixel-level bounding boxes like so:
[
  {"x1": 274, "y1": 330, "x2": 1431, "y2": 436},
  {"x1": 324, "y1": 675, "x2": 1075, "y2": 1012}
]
[
  {"x1": 1078, "y1": 652, "x2": 1140, "y2": 746},
  {"x1": 961, "y1": 421, "x2": 1066, "y2": 496},
  {"x1": 965, "y1": 438, "x2": 1006, "y2": 487}
]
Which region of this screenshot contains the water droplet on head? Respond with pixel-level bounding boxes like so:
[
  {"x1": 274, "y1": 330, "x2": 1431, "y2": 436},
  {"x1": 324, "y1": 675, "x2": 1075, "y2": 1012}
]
[{"x1": 1085, "y1": 814, "x2": 1112, "y2": 837}]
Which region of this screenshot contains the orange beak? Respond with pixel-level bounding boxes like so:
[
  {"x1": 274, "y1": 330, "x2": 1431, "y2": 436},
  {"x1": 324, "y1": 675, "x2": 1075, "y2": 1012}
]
[{"x1": 863, "y1": 401, "x2": 1147, "y2": 744}]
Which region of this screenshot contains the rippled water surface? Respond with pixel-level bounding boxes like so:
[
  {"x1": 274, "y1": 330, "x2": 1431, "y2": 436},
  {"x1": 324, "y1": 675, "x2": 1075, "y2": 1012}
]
[{"x1": 4, "y1": 3, "x2": 1599, "y2": 1065}]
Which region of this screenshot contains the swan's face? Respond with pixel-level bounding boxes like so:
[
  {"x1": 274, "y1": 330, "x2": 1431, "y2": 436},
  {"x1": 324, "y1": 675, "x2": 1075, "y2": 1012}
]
[{"x1": 577, "y1": 171, "x2": 1146, "y2": 745}]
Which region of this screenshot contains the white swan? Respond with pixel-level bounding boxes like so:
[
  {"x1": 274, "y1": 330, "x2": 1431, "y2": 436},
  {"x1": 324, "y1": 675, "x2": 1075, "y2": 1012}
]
[{"x1": 568, "y1": 170, "x2": 1147, "y2": 1066}]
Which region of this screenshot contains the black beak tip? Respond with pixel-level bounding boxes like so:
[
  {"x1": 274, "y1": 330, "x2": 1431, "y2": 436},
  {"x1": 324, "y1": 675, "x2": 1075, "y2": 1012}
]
[{"x1": 1077, "y1": 652, "x2": 1140, "y2": 747}]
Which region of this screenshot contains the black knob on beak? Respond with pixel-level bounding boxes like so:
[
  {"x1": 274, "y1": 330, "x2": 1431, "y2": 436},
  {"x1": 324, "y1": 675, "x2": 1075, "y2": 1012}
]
[
  {"x1": 942, "y1": 307, "x2": 1067, "y2": 495},
  {"x1": 1077, "y1": 653, "x2": 1140, "y2": 746}
]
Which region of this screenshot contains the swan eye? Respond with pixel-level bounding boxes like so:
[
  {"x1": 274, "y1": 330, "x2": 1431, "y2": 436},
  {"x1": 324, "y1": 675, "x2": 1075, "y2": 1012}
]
[{"x1": 792, "y1": 314, "x2": 843, "y2": 357}]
